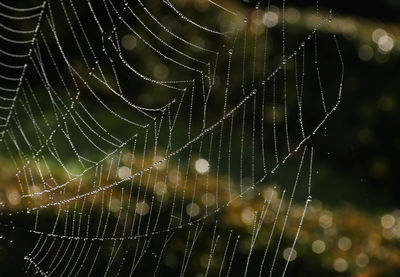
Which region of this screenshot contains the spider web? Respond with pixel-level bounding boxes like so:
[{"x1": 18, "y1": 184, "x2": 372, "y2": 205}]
[{"x1": 0, "y1": 0, "x2": 344, "y2": 276}]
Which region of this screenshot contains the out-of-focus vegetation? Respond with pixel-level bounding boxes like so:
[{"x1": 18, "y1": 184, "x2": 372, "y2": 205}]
[{"x1": 2, "y1": 151, "x2": 400, "y2": 276}]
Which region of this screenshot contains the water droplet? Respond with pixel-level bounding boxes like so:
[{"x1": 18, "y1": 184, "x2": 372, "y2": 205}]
[
  {"x1": 244, "y1": 17, "x2": 248, "y2": 23},
  {"x1": 307, "y1": 35, "x2": 311, "y2": 40},
  {"x1": 282, "y1": 59, "x2": 286, "y2": 65}
]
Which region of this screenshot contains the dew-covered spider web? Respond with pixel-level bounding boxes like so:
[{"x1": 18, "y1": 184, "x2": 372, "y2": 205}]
[{"x1": 0, "y1": 0, "x2": 344, "y2": 276}]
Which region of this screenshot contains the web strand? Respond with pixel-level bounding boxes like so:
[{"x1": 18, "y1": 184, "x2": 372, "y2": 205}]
[{"x1": 0, "y1": 0, "x2": 343, "y2": 276}]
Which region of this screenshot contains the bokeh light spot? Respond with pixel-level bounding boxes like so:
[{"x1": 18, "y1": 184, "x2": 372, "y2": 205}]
[
  {"x1": 381, "y1": 214, "x2": 396, "y2": 229},
  {"x1": 312, "y1": 240, "x2": 326, "y2": 254},
  {"x1": 283, "y1": 247, "x2": 297, "y2": 261},
  {"x1": 333, "y1": 258, "x2": 348, "y2": 272},
  {"x1": 121, "y1": 34, "x2": 137, "y2": 50},
  {"x1": 195, "y1": 158, "x2": 210, "y2": 174}
]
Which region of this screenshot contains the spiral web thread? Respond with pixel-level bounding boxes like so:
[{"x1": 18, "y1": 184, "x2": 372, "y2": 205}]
[{"x1": 0, "y1": 0, "x2": 343, "y2": 276}]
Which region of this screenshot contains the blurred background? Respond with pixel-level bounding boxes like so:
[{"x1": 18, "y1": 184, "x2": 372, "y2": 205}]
[{"x1": 0, "y1": 0, "x2": 399, "y2": 276}]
